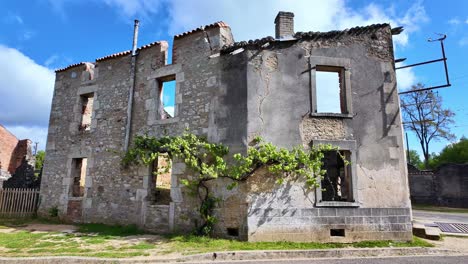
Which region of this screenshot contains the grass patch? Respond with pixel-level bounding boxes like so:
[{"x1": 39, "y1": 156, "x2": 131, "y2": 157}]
[
  {"x1": 77, "y1": 223, "x2": 143, "y2": 236},
  {"x1": 413, "y1": 204, "x2": 468, "y2": 214},
  {"x1": 80, "y1": 236, "x2": 107, "y2": 244},
  {"x1": 0, "y1": 231, "x2": 48, "y2": 249},
  {"x1": 124, "y1": 242, "x2": 156, "y2": 250},
  {"x1": 164, "y1": 235, "x2": 433, "y2": 255},
  {"x1": 0, "y1": 219, "x2": 434, "y2": 259},
  {"x1": 352, "y1": 236, "x2": 433, "y2": 248},
  {"x1": 86, "y1": 251, "x2": 150, "y2": 258}
]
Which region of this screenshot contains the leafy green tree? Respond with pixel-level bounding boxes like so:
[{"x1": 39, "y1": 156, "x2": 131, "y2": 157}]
[
  {"x1": 429, "y1": 137, "x2": 468, "y2": 168},
  {"x1": 401, "y1": 83, "x2": 455, "y2": 168},
  {"x1": 123, "y1": 132, "x2": 340, "y2": 236},
  {"x1": 35, "y1": 150, "x2": 45, "y2": 171},
  {"x1": 407, "y1": 149, "x2": 424, "y2": 169}
]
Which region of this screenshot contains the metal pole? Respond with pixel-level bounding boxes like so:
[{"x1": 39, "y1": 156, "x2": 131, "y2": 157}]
[
  {"x1": 124, "y1": 19, "x2": 140, "y2": 152},
  {"x1": 441, "y1": 40, "x2": 450, "y2": 86},
  {"x1": 131, "y1": 20, "x2": 140, "y2": 56}
]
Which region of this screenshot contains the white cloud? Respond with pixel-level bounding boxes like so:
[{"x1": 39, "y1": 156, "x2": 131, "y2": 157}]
[
  {"x1": 165, "y1": 0, "x2": 427, "y2": 48},
  {"x1": 44, "y1": 54, "x2": 60, "y2": 67},
  {"x1": 0, "y1": 45, "x2": 54, "y2": 128},
  {"x1": 21, "y1": 31, "x2": 35, "y2": 41},
  {"x1": 3, "y1": 12, "x2": 23, "y2": 24},
  {"x1": 316, "y1": 71, "x2": 341, "y2": 113},
  {"x1": 3, "y1": 125, "x2": 49, "y2": 151},
  {"x1": 459, "y1": 37, "x2": 468, "y2": 46},
  {"x1": 449, "y1": 18, "x2": 461, "y2": 25},
  {"x1": 164, "y1": 106, "x2": 174, "y2": 117},
  {"x1": 396, "y1": 65, "x2": 417, "y2": 91},
  {"x1": 165, "y1": 0, "x2": 426, "y2": 91},
  {"x1": 102, "y1": 0, "x2": 165, "y2": 19}
]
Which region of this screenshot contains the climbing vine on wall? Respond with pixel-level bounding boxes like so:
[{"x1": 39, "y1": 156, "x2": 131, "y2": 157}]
[{"x1": 122, "y1": 132, "x2": 339, "y2": 236}]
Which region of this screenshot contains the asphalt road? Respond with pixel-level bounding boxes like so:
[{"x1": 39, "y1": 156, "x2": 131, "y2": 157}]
[
  {"x1": 413, "y1": 210, "x2": 468, "y2": 224},
  {"x1": 181, "y1": 255, "x2": 468, "y2": 264}
]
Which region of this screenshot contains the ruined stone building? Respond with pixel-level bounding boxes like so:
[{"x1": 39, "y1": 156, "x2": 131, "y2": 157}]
[
  {"x1": 39, "y1": 12, "x2": 412, "y2": 242},
  {"x1": 0, "y1": 125, "x2": 37, "y2": 188}
]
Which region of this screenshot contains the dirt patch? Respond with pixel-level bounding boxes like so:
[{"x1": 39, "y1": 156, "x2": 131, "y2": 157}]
[
  {"x1": 19, "y1": 224, "x2": 78, "y2": 233},
  {"x1": 430, "y1": 236, "x2": 468, "y2": 253}
]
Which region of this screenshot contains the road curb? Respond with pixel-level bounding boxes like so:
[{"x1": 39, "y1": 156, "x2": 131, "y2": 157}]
[{"x1": 0, "y1": 247, "x2": 458, "y2": 263}]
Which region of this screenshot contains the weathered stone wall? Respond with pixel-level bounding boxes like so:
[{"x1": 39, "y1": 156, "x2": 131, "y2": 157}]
[
  {"x1": 409, "y1": 163, "x2": 468, "y2": 208},
  {"x1": 244, "y1": 25, "x2": 411, "y2": 242},
  {"x1": 39, "y1": 16, "x2": 411, "y2": 242}
]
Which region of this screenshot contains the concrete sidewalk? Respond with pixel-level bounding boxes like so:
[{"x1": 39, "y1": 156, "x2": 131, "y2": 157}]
[
  {"x1": 0, "y1": 247, "x2": 458, "y2": 264},
  {"x1": 413, "y1": 209, "x2": 468, "y2": 236}
]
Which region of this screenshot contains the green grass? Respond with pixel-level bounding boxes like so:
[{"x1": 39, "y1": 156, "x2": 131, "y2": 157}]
[
  {"x1": 0, "y1": 231, "x2": 48, "y2": 249},
  {"x1": 412, "y1": 204, "x2": 468, "y2": 214},
  {"x1": 164, "y1": 235, "x2": 433, "y2": 255},
  {"x1": 352, "y1": 237, "x2": 433, "y2": 248},
  {"x1": 0, "y1": 219, "x2": 434, "y2": 259},
  {"x1": 124, "y1": 242, "x2": 157, "y2": 250},
  {"x1": 0, "y1": 221, "x2": 150, "y2": 258}
]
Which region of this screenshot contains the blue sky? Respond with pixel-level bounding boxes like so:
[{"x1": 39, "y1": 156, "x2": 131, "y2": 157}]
[{"x1": 0, "y1": 0, "x2": 467, "y2": 156}]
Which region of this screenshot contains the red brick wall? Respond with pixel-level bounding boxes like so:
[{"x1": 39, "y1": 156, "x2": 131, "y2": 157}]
[
  {"x1": 10, "y1": 139, "x2": 32, "y2": 173},
  {"x1": 0, "y1": 125, "x2": 19, "y2": 174}
]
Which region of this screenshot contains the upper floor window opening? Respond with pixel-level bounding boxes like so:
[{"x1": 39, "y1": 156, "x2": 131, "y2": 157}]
[
  {"x1": 315, "y1": 66, "x2": 346, "y2": 114},
  {"x1": 158, "y1": 76, "x2": 176, "y2": 119},
  {"x1": 79, "y1": 93, "x2": 94, "y2": 131}
]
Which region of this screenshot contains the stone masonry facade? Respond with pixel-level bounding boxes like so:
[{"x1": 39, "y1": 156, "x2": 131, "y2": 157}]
[{"x1": 39, "y1": 12, "x2": 412, "y2": 242}]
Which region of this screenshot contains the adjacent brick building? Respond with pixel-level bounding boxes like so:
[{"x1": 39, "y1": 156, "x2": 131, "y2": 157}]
[
  {"x1": 39, "y1": 12, "x2": 412, "y2": 242},
  {"x1": 0, "y1": 125, "x2": 35, "y2": 186}
]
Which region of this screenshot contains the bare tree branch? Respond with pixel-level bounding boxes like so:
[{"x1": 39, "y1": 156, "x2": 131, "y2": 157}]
[{"x1": 401, "y1": 83, "x2": 455, "y2": 168}]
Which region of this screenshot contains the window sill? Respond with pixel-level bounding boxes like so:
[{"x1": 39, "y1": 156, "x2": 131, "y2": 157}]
[
  {"x1": 68, "y1": 197, "x2": 84, "y2": 201},
  {"x1": 310, "y1": 113, "x2": 353, "y2": 119},
  {"x1": 315, "y1": 201, "x2": 359, "y2": 208},
  {"x1": 81, "y1": 79, "x2": 96, "y2": 86},
  {"x1": 151, "y1": 117, "x2": 180, "y2": 125}
]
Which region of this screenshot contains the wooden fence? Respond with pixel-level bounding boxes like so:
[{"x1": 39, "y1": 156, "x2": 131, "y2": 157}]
[{"x1": 0, "y1": 188, "x2": 40, "y2": 218}]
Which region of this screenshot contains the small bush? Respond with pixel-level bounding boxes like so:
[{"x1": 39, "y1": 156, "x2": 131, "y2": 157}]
[{"x1": 48, "y1": 207, "x2": 59, "y2": 217}]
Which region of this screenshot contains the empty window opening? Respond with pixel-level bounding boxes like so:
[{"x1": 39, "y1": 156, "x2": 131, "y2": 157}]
[
  {"x1": 150, "y1": 153, "x2": 172, "y2": 204},
  {"x1": 321, "y1": 150, "x2": 352, "y2": 202},
  {"x1": 79, "y1": 93, "x2": 94, "y2": 131},
  {"x1": 316, "y1": 66, "x2": 345, "y2": 114},
  {"x1": 71, "y1": 158, "x2": 87, "y2": 197},
  {"x1": 330, "y1": 229, "x2": 345, "y2": 237},
  {"x1": 227, "y1": 227, "x2": 239, "y2": 237},
  {"x1": 158, "y1": 76, "x2": 176, "y2": 119}
]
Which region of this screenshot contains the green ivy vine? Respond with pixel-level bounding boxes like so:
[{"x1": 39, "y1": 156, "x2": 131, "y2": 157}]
[{"x1": 122, "y1": 132, "x2": 340, "y2": 236}]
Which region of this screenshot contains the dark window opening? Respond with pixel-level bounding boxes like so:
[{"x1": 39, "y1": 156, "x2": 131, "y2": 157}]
[
  {"x1": 316, "y1": 66, "x2": 346, "y2": 114},
  {"x1": 227, "y1": 227, "x2": 239, "y2": 237},
  {"x1": 330, "y1": 229, "x2": 345, "y2": 237},
  {"x1": 79, "y1": 93, "x2": 94, "y2": 131},
  {"x1": 321, "y1": 150, "x2": 352, "y2": 202},
  {"x1": 150, "y1": 153, "x2": 172, "y2": 205},
  {"x1": 158, "y1": 76, "x2": 176, "y2": 119},
  {"x1": 71, "y1": 158, "x2": 87, "y2": 197}
]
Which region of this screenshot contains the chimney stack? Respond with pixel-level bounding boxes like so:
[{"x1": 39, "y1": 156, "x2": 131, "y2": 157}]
[{"x1": 275, "y1": 11, "x2": 294, "y2": 39}]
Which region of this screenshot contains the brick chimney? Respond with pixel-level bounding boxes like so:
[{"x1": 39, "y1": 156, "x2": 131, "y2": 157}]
[{"x1": 275, "y1": 11, "x2": 294, "y2": 39}]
